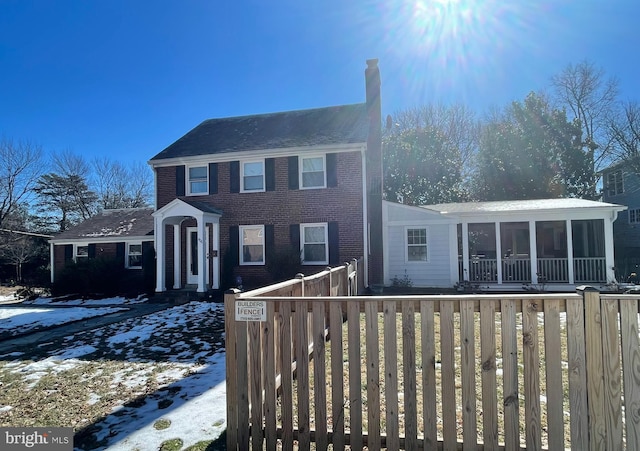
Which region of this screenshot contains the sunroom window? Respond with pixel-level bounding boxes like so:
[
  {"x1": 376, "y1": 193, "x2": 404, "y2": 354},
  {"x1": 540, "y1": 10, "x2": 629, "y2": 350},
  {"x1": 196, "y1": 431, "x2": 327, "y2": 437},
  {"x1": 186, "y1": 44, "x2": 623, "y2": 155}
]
[
  {"x1": 407, "y1": 228, "x2": 428, "y2": 262},
  {"x1": 75, "y1": 245, "x2": 89, "y2": 262}
]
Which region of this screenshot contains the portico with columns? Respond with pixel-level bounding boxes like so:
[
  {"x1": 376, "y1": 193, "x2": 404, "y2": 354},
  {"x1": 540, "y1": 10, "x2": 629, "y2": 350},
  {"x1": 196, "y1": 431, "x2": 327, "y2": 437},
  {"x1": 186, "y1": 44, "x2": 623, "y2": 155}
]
[{"x1": 152, "y1": 198, "x2": 221, "y2": 293}]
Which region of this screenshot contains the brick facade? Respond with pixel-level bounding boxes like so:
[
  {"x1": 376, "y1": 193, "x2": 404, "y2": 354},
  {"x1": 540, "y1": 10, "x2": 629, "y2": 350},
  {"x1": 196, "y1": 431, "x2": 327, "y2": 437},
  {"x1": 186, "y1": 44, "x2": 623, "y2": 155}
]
[{"x1": 155, "y1": 151, "x2": 365, "y2": 288}]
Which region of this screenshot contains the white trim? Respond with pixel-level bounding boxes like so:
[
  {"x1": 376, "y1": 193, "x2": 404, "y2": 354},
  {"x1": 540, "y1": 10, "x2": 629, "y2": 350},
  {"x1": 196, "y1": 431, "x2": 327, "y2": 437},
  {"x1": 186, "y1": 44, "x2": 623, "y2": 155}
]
[
  {"x1": 404, "y1": 226, "x2": 429, "y2": 263},
  {"x1": 300, "y1": 222, "x2": 329, "y2": 265},
  {"x1": 51, "y1": 237, "x2": 154, "y2": 245},
  {"x1": 125, "y1": 242, "x2": 143, "y2": 269},
  {"x1": 299, "y1": 154, "x2": 327, "y2": 190},
  {"x1": 147, "y1": 143, "x2": 366, "y2": 168},
  {"x1": 240, "y1": 159, "x2": 266, "y2": 193},
  {"x1": 239, "y1": 225, "x2": 265, "y2": 266},
  {"x1": 186, "y1": 164, "x2": 208, "y2": 196}
]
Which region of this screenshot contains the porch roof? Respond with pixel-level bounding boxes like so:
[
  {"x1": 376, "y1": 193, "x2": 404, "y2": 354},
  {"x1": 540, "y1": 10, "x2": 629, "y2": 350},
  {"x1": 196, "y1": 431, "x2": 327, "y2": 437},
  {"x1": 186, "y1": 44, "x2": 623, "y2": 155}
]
[{"x1": 422, "y1": 198, "x2": 626, "y2": 216}]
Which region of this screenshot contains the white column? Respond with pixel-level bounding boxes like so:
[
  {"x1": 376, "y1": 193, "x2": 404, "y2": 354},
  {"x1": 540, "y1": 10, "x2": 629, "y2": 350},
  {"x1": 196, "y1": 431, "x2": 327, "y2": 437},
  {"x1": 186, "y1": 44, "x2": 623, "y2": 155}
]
[
  {"x1": 50, "y1": 243, "x2": 55, "y2": 283},
  {"x1": 173, "y1": 224, "x2": 181, "y2": 289},
  {"x1": 197, "y1": 216, "x2": 207, "y2": 292},
  {"x1": 495, "y1": 222, "x2": 503, "y2": 284},
  {"x1": 566, "y1": 219, "x2": 575, "y2": 284},
  {"x1": 529, "y1": 220, "x2": 538, "y2": 284},
  {"x1": 155, "y1": 217, "x2": 165, "y2": 292},
  {"x1": 448, "y1": 223, "x2": 459, "y2": 285},
  {"x1": 462, "y1": 222, "x2": 470, "y2": 281},
  {"x1": 212, "y1": 223, "x2": 220, "y2": 289},
  {"x1": 604, "y1": 217, "x2": 616, "y2": 282}
]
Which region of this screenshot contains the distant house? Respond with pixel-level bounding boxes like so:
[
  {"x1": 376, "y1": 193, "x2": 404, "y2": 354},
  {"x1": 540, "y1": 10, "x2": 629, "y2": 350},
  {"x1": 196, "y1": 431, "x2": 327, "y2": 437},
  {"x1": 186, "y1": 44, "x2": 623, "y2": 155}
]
[
  {"x1": 49, "y1": 208, "x2": 155, "y2": 286},
  {"x1": 148, "y1": 60, "x2": 383, "y2": 293},
  {"x1": 383, "y1": 198, "x2": 626, "y2": 290},
  {"x1": 601, "y1": 158, "x2": 640, "y2": 277}
]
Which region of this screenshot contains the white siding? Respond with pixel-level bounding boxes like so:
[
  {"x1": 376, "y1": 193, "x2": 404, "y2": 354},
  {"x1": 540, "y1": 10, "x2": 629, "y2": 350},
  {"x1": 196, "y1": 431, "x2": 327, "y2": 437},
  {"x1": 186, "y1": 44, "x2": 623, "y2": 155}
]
[{"x1": 386, "y1": 223, "x2": 453, "y2": 287}]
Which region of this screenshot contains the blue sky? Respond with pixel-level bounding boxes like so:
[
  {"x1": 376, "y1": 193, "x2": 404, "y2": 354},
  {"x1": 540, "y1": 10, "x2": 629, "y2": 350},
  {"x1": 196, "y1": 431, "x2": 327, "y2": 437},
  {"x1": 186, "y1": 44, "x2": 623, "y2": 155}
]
[{"x1": 1, "y1": 0, "x2": 638, "y2": 165}]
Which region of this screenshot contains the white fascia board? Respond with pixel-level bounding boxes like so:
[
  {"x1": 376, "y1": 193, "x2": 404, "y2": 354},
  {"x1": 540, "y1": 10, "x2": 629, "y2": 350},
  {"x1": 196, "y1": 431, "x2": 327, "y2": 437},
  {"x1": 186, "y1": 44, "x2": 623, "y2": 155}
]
[
  {"x1": 50, "y1": 236, "x2": 154, "y2": 245},
  {"x1": 444, "y1": 206, "x2": 627, "y2": 223},
  {"x1": 148, "y1": 142, "x2": 366, "y2": 168}
]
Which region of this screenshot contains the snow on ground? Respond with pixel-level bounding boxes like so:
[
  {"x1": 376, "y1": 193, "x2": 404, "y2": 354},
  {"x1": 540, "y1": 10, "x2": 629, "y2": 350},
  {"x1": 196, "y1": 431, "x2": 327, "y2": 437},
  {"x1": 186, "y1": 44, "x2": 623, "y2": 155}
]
[
  {"x1": 0, "y1": 306, "x2": 127, "y2": 337},
  {"x1": 24, "y1": 295, "x2": 148, "y2": 306},
  {"x1": 0, "y1": 299, "x2": 227, "y2": 450}
]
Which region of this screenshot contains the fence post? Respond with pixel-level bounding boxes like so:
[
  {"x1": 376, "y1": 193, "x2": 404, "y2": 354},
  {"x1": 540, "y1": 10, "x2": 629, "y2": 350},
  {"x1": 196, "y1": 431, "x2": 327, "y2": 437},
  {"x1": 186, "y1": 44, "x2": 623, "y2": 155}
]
[
  {"x1": 296, "y1": 273, "x2": 305, "y2": 297},
  {"x1": 225, "y1": 288, "x2": 241, "y2": 450},
  {"x1": 578, "y1": 285, "x2": 606, "y2": 451}
]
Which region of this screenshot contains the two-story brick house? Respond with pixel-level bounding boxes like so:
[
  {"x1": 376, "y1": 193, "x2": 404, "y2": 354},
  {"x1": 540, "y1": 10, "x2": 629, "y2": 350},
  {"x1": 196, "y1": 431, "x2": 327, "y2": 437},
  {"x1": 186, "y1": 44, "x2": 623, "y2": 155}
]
[
  {"x1": 601, "y1": 158, "x2": 640, "y2": 277},
  {"x1": 149, "y1": 60, "x2": 383, "y2": 293}
]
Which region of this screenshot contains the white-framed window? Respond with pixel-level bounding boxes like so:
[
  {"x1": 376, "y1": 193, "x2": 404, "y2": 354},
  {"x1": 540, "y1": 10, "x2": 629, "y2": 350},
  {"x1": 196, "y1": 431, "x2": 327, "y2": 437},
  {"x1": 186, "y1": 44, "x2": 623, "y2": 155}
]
[
  {"x1": 188, "y1": 165, "x2": 208, "y2": 195},
  {"x1": 241, "y1": 160, "x2": 265, "y2": 192},
  {"x1": 607, "y1": 170, "x2": 623, "y2": 196},
  {"x1": 301, "y1": 223, "x2": 328, "y2": 265},
  {"x1": 75, "y1": 244, "x2": 89, "y2": 262},
  {"x1": 406, "y1": 227, "x2": 428, "y2": 262},
  {"x1": 126, "y1": 243, "x2": 143, "y2": 269},
  {"x1": 300, "y1": 155, "x2": 326, "y2": 189},
  {"x1": 630, "y1": 209, "x2": 640, "y2": 224},
  {"x1": 240, "y1": 225, "x2": 265, "y2": 265}
]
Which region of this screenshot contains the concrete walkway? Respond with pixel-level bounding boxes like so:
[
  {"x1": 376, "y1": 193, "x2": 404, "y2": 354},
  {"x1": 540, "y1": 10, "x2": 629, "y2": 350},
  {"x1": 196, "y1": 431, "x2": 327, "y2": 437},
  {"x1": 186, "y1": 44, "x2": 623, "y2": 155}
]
[{"x1": 0, "y1": 302, "x2": 175, "y2": 354}]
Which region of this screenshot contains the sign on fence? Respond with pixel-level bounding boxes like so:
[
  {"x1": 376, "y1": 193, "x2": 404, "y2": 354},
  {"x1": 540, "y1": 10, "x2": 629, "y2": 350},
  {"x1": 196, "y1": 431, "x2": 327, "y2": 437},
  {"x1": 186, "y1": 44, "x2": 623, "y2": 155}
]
[{"x1": 235, "y1": 300, "x2": 266, "y2": 321}]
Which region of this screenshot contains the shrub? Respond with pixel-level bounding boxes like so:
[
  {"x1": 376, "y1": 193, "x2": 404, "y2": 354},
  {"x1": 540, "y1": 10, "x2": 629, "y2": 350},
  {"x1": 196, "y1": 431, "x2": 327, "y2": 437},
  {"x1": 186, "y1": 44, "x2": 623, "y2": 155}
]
[{"x1": 53, "y1": 258, "x2": 126, "y2": 297}]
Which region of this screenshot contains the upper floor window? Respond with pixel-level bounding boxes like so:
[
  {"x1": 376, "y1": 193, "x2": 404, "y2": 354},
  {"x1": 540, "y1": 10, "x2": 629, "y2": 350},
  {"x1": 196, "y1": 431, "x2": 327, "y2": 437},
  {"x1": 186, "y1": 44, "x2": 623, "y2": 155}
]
[
  {"x1": 75, "y1": 245, "x2": 89, "y2": 262},
  {"x1": 406, "y1": 228, "x2": 428, "y2": 262},
  {"x1": 240, "y1": 225, "x2": 264, "y2": 265},
  {"x1": 300, "y1": 155, "x2": 326, "y2": 189},
  {"x1": 607, "y1": 170, "x2": 623, "y2": 196},
  {"x1": 630, "y1": 209, "x2": 640, "y2": 224},
  {"x1": 126, "y1": 243, "x2": 143, "y2": 269},
  {"x1": 188, "y1": 165, "x2": 208, "y2": 195},
  {"x1": 242, "y1": 161, "x2": 265, "y2": 192},
  {"x1": 301, "y1": 223, "x2": 328, "y2": 265}
]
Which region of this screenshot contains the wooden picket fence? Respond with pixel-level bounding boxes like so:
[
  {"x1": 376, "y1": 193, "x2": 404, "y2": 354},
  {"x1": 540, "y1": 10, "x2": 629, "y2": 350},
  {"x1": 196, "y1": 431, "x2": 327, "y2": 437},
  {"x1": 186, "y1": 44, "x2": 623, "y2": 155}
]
[{"x1": 225, "y1": 267, "x2": 640, "y2": 450}]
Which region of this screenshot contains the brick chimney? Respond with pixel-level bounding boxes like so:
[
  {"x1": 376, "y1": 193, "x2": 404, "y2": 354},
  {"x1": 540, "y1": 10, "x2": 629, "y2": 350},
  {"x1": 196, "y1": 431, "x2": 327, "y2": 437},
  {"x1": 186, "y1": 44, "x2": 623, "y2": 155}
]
[{"x1": 365, "y1": 59, "x2": 384, "y2": 288}]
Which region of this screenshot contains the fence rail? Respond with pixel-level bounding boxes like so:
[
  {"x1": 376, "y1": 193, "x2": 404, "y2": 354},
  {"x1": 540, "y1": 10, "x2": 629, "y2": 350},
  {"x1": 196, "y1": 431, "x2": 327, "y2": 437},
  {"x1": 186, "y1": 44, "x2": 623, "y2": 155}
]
[{"x1": 225, "y1": 266, "x2": 640, "y2": 450}]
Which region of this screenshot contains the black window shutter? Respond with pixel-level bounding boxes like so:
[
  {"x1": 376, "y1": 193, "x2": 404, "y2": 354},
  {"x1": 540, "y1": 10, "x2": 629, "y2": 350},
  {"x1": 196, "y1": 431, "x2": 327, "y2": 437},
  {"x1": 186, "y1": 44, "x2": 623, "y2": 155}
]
[
  {"x1": 265, "y1": 158, "x2": 275, "y2": 191},
  {"x1": 288, "y1": 156, "x2": 299, "y2": 190},
  {"x1": 265, "y1": 224, "x2": 274, "y2": 264},
  {"x1": 229, "y1": 226, "x2": 239, "y2": 266},
  {"x1": 328, "y1": 221, "x2": 339, "y2": 265},
  {"x1": 116, "y1": 242, "x2": 126, "y2": 265},
  {"x1": 176, "y1": 166, "x2": 186, "y2": 196},
  {"x1": 289, "y1": 224, "x2": 300, "y2": 248},
  {"x1": 208, "y1": 163, "x2": 218, "y2": 195},
  {"x1": 326, "y1": 153, "x2": 338, "y2": 187},
  {"x1": 230, "y1": 161, "x2": 240, "y2": 193},
  {"x1": 64, "y1": 244, "x2": 73, "y2": 262},
  {"x1": 88, "y1": 244, "x2": 96, "y2": 259}
]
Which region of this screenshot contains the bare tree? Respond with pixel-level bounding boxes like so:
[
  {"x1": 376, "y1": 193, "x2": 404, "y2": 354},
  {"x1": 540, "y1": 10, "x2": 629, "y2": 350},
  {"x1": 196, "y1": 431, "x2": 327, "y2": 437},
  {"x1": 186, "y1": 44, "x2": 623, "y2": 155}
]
[
  {"x1": 607, "y1": 101, "x2": 640, "y2": 168},
  {"x1": 0, "y1": 138, "x2": 44, "y2": 229},
  {"x1": 92, "y1": 158, "x2": 153, "y2": 209},
  {"x1": 550, "y1": 60, "x2": 619, "y2": 170}
]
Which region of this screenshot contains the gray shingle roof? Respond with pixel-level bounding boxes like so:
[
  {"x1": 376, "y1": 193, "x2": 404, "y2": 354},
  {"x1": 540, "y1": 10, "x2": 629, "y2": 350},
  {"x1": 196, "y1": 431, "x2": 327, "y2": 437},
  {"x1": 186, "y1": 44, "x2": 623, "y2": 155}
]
[
  {"x1": 150, "y1": 103, "x2": 369, "y2": 161},
  {"x1": 422, "y1": 198, "x2": 624, "y2": 214},
  {"x1": 51, "y1": 208, "x2": 155, "y2": 241}
]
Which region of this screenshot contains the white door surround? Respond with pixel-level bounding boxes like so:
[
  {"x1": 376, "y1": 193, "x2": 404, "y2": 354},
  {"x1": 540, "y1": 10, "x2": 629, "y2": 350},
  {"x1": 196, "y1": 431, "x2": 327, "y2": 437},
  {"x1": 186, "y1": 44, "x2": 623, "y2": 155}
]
[{"x1": 153, "y1": 199, "x2": 221, "y2": 293}]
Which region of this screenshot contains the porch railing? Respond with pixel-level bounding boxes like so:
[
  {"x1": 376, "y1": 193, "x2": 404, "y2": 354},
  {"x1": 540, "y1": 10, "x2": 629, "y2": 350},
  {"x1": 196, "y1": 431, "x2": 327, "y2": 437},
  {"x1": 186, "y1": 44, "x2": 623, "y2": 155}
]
[
  {"x1": 537, "y1": 258, "x2": 569, "y2": 283},
  {"x1": 574, "y1": 257, "x2": 607, "y2": 283},
  {"x1": 459, "y1": 257, "x2": 608, "y2": 284},
  {"x1": 502, "y1": 258, "x2": 531, "y2": 283}
]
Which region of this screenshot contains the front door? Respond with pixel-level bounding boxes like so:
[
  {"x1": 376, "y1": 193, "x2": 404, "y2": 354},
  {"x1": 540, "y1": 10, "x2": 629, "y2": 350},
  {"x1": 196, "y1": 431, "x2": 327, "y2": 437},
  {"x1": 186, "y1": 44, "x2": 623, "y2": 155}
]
[{"x1": 187, "y1": 226, "x2": 209, "y2": 286}]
